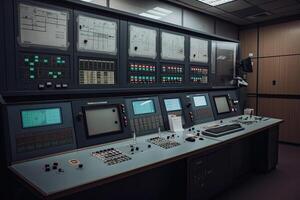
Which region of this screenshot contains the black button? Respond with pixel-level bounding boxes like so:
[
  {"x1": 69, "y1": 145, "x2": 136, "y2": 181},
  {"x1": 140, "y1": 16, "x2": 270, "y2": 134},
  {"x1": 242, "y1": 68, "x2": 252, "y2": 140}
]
[
  {"x1": 45, "y1": 167, "x2": 50, "y2": 172},
  {"x1": 52, "y1": 165, "x2": 57, "y2": 170},
  {"x1": 199, "y1": 138, "x2": 204, "y2": 140},
  {"x1": 78, "y1": 164, "x2": 83, "y2": 168},
  {"x1": 148, "y1": 144, "x2": 151, "y2": 148},
  {"x1": 53, "y1": 162, "x2": 58, "y2": 166},
  {"x1": 135, "y1": 147, "x2": 139, "y2": 151}
]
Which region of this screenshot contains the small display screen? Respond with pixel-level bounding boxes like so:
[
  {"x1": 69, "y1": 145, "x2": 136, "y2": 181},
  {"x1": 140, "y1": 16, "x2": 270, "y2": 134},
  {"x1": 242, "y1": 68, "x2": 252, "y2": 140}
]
[
  {"x1": 214, "y1": 96, "x2": 230, "y2": 114},
  {"x1": 85, "y1": 106, "x2": 121, "y2": 136},
  {"x1": 164, "y1": 98, "x2": 182, "y2": 112},
  {"x1": 132, "y1": 100, "x2": 156, "y2": 115},
  {"x1": 193, "y1": 96, "x2": 207, "y2": 107},
  {"x1": 21, "y1": 108, "x2": 62, "y2": 129}
]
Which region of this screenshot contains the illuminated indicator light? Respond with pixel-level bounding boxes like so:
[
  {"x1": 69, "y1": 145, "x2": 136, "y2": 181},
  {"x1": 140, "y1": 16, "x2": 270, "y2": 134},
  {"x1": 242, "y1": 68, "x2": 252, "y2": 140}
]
[
  {"x1": 62, "y1": 60, "x2": 65, "y2": 64},
  {"x1": 29, "y1": 67, "x2": 34, "y2": 71},
  {"x1": 44, "y1": 59, "x2": 48, "y2": 63},
  {"x1": 57, "y1": 72, "x2": 62, "y2": 75},
  {"x1": 53, "y1": 75, "x2": 58, "y2": 79},
  {"x1": 34, "y1": 56, "x2": 39, "y2": 59},
  {"x1": 34, "y1": 59, "x2": 39, "y2": 62},
  {"x1": 24, "y1": 58, "x2": 29, "y2": 62},
  {"x1": 57, "y1": 60, "x2": 61, "y2": 64},
  {"x1": 29, "y1": 62, "x2": 34, "y2": 66},
  {"x1": 29, "y1": 75, "x2": 35, "y2": 79},
  {"x1": 57, "y1": 57, "x2": 61, "y2": 60}
]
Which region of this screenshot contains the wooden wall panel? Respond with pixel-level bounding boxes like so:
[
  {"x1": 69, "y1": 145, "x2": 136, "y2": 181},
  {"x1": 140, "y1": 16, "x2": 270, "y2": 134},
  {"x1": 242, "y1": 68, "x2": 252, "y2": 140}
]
[
  {"x1": 258, "y1": 98, "x2": 300, "y2": 144},
  {"x1": 259, "y1": 55, "x2": 300, "y2": 95},
  {"x1": 239, "y1": 28, "x2": 258, "y2": 58},
  {"x1": 246, "y1": 58, "x2": 257, "y2": 94},
  {"x1": 259, "y1": 20, "x2": 300, "y2": 57}
]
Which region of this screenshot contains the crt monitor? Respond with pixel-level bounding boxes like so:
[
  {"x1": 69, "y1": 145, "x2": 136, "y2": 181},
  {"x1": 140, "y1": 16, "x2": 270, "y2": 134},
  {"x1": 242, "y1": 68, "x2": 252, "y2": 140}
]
[
  {"x1": 193, "y1": 95, "x2": 207, "y2": 107},
  {"x1": 214, "y1": 96, "x2": 230, "y2": 114},
  {"x1": 84, "y1": 105, "x2": 122, "y2": 137},
  {"x1": 164, "y1": 98, "x2": 182, "y2": 112},
  {"x1": 21, "y1": 108, "x2": 62, "y2": 129},
  {"x1": 132, "y1": 99, "x2": 156, "y2": 115}
]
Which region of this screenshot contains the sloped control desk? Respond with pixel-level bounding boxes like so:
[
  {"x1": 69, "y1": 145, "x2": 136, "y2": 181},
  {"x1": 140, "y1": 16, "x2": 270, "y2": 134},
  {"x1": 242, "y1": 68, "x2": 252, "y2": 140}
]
[{"x1": 10, "y1": 115, "x2": 283, "y2": 200}]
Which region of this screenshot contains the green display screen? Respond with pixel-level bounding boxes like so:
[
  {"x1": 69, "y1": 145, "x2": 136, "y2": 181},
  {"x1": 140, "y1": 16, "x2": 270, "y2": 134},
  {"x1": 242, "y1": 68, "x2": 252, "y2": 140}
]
[{"x1": 21, "y1": 108, "x2": 62, "y2": 129}]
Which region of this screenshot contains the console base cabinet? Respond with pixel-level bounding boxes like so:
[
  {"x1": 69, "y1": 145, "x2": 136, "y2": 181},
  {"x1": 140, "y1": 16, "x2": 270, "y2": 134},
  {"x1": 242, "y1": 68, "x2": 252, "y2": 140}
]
[{"x1": 188, "y1": 127, "x2": 279, "y2": 200}]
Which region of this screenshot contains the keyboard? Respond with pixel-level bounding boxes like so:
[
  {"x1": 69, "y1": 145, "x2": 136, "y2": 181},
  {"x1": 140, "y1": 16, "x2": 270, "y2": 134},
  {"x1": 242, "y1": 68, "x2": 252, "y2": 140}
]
[{"x1": 202, "y1": 123, "x2": 244, "y2": 137}]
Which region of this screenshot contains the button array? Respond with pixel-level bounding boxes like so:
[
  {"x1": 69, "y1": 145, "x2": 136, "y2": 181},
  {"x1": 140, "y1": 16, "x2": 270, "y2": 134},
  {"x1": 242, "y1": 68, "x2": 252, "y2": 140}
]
[
  {"x1": 147, "y1": 137, "x2": 180, "y2": 149},
  {"x1": 92, "y1": 148, "x2": 131, "y2": 166}
]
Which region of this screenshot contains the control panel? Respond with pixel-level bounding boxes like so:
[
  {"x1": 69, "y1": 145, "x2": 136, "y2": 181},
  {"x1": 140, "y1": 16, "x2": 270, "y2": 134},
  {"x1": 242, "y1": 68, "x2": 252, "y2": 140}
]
[
  {"x1": 159, "y1": 94, "x2": 186, "y2": 130},
  {"x1": 79, "y1": 58, "x2": 116, "y2": 85},
  {"x1": 18, "y1": 53, "x2": 71, "y2": 90},
  {"x1": 72, "y1": 98, "x2": 131, "y2": 148},
  {"x1": 190, "y1": 65, "x2": 208, "y2": 84},
  {"x1": 6, "y1": 102, "x2": 76, "y2": 162},
  {"x1": 160, "y1": 64, "x2": 184, "y2": 85},
  {"x1": 185, "y1": 93, "x2": 214, "y2": 125},
  {"x1": 125, "y1": 96, "x2": 164, "y2": 136},
  {"x1": 128, "y1": 62, "x2": 157, "y2": 85},
  {"x1": 209, "y1": 90, "x2": 241, "y2": 120}
]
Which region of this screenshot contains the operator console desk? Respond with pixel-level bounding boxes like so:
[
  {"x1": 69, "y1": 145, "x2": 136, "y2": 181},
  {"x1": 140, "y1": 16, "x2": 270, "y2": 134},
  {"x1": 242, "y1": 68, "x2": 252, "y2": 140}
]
[{"x1": 10, "y1": 115, "x2": 283, "y2": 199}]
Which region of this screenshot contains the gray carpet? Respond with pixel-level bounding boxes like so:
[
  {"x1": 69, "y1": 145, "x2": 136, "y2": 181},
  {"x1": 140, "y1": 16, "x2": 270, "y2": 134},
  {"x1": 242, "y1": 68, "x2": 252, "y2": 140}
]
[{"x1": 217, "y1": 144, "x2": 300, "y2": 200}]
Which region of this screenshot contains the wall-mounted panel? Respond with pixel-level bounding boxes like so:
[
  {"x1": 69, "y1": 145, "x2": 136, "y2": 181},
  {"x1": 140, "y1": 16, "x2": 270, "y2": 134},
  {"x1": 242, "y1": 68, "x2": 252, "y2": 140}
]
[
  {"x1": 215, "y1": 19, "x2": 238, "y2": 40},
  {"x1": 110, "y1": 0, "x2": 182, "y2": 26},
  {"x1": 259, "y1": 55, "x2": 300, "y2": 95},
  {"x1": 239, "y1": 28, "x2": 257, "y2": 58},
  {"x1": 259, "y1": 20, "x2": 300, "y2": 57},
  {"x1": 246, "y1": 58, "x2": 257, "y2": 94},
  {"x1": 182, "y1": 9, "x2": 214, "y2": 34},
  {"x1": 258, "y1": 97, "x2": 300, "y2": 144}
]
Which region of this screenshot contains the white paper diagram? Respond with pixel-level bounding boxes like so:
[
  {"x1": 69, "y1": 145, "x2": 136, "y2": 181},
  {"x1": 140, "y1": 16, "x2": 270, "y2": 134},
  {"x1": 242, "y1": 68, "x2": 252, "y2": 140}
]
[
  {"x1": 161, "y1": 32, "x2": 185, "y2": 61},
  {"x1": 19, "y1": 4, "x2": 68, "y2": 48},
  {"x1": 78, "y1": 15, "x2": 117, "y2": 54},
  {"x1": 190, "y1": 37, "x2": 208, "y2": 63},
  {"x1": 129, "y1": 25, "x2": 157, "y2": 59}
]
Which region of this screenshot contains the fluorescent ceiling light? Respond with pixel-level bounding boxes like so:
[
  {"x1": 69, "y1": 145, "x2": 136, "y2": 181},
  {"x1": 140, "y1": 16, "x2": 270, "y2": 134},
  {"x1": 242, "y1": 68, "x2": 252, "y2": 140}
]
[
  {"x1": 139, "y1": 12, "x2": 162, "y2": 20},
  {"x1": 153, "y1": 7, "x2": 173, "y2": 14},
  {"x1": 197, "y1": 0, "x2": 234, "y2": 6},
  {"x1": 147, "y1": 9, "x2": 168, "y2": 16},
  {"x1": 80, "y1": 0, "x2": 93, "y2": 2}
]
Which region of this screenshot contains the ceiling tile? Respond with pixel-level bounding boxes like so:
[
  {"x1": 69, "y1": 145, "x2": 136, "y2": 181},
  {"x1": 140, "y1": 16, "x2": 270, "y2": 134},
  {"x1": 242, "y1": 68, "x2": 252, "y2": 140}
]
[
  {"x1": 217, "y1": 0, "x2": 252, "y2": 12},
  {"x1": 258, "y1": 0, "x2": 299, "y2": 10},
  {"x1": 271, "y1": 4, "x2": 300, "y2": 13},
  {"x1": 231, "y1": 6, "x2": 266, "y2": 18},
  {"x1": 244, "y1": 0, "x2": 274, "y2": 5}
]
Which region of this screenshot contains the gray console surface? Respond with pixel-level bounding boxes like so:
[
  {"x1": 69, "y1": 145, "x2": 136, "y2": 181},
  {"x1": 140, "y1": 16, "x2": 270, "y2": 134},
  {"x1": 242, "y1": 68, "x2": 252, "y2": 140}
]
[{"x1": 10, "y1": 115, "x2": 282, "y2": 198}]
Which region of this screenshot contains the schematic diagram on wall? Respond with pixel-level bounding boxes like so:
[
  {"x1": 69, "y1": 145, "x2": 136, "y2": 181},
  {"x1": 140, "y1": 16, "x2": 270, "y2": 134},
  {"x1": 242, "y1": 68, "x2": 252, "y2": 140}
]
[
  {"x1": 77, "y1": 15, "x2": 117, "y2": 54},
  {"x1": 161, "y1": 32, "x2": 185, "y2": 61},
  {"x1": 19, "y1": 3, "x2": 68, "y2": 48}
]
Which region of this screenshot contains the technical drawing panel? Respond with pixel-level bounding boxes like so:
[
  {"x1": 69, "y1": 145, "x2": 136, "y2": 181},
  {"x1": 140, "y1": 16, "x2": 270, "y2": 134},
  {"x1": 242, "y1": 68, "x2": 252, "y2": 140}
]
[
  {"x1": 161, "y1": 32, "x2": 185, "y2": 61},
  {"x1": 129, "y1": 25, "x2": 157, "y2": 59},
  {"x1": 19, "y1": 3, "x2": 69, "y2": 49},
  {"x1": 190, "y1": 37, "x2": 208, "y2": 63},
  {"x1": 77, "y1": 15, "x2": 117, "y2": 54}
]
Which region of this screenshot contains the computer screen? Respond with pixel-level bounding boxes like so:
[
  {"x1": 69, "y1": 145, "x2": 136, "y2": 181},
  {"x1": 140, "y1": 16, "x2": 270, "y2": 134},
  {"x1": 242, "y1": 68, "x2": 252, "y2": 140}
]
[
  {"x1": 132, "y1": 100, "x2": 156, "y2": 115},
  {"x1": 214, "y1": 96, "x2": 230, "y2": 114},
  {"x1": 21, "y1": 108, "x2": 62, "y2": 129},
  {"x1": 164, "y1": 98, "x2": 182, "y2": 112},
  {"x1": 85, "y1": 106, "x2": 121, "y2": 136},
  {"x1": 193, "y1": 96, "x2": 207, "y2": 107}
]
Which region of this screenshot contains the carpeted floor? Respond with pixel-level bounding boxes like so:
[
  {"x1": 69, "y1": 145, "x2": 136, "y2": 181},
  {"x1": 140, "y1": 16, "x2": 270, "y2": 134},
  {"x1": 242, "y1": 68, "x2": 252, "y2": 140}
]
[{"x1": 217, "y1": 144, "x2": 300, "y2": 200}]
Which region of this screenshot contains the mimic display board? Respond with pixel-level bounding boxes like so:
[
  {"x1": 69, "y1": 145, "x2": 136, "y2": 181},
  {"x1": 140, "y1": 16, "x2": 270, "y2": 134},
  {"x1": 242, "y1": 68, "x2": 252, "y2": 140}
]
[
  {"x1": 214, "y1": 96, "x2": 230, "y2": 114},
  {"x1": 164, "y1": 98, "x2": 181, "y2": 112},
  {"x1": 77, "y1": 15, "x2": 117, "y2": 54},
  {"x1": 129, "y1": 25, "x2": 157, "y2": 59},
  {"x1": 161, "y1": 32, "x2": 185, "y2": 61},
  {"x1": 85, "y1": 106, "x2": 121, "y2": 136},
  {"x1": 19, "y1": 3, "x2": 68, "y2": 49},
  {"x1": 21, "y1": 108, "x2": 62, "y2": 128},
  {"x1": 190, "y1": 37, "x2": 208, "y2": 63}
]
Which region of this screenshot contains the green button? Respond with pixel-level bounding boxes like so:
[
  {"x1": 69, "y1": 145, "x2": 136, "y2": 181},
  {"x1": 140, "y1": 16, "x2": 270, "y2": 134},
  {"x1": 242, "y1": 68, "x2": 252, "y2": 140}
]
[
  {"x1": 57, "y1": 72, "x2": 62, "y2": 75},
  {"x1": 29, "y1": 75, "x2": 35, "y2": 79},
  {"x1": 29, "y1": 67, "x2": 34, "y2": 71},
  {"x1": 34, "y1": 56, "x2": 39, "y2": 59},
  {"x1": 29, "y1": 62, "x2": 34, "y2": 66},
  {"x1": 49, "y1": 71, "x2": 53, "y2": 75},
  {"x1": 44, "y1": 59, "x2": 48, "y2": 63},
  {"x1": 57, "y1": 57, "x2": 61, "y2": 60},
  {"x1": 57, "y1": 60, "x2": 61, "y2": 64},
  {"x1": 62, "y1": 60, "x2": 65, "y2": 64},
  {"x1": 35, "y1": 59, "x2": 39, "y2": 62},
  {"x1": 53, "y1": 75, "x2": 58, "y2": 79},
  {"x1": 24, "y1": 58, "x2": 29, "y2": 62}
]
